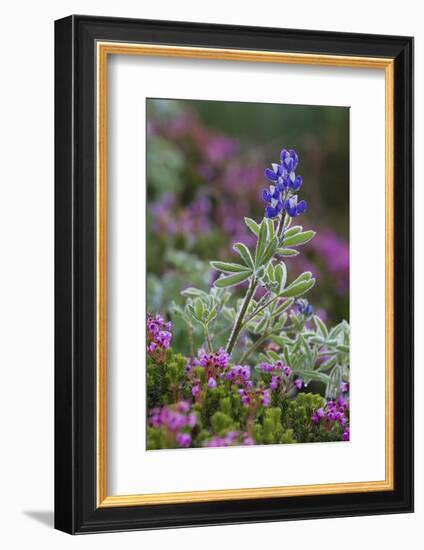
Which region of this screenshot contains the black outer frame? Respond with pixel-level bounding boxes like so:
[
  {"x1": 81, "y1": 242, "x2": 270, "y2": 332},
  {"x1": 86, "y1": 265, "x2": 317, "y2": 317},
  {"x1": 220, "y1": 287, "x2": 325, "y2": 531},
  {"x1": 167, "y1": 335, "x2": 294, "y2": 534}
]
[{"x1": 54, "y1": 15, "x2": 414, "y2": 534}]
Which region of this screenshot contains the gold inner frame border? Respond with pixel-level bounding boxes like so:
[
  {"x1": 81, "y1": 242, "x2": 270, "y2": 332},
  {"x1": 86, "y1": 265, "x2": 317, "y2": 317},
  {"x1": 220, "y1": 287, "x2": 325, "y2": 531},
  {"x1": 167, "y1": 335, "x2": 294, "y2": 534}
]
[{"x1": 96, "y1": 42, "x2": 394, "y2": 508}]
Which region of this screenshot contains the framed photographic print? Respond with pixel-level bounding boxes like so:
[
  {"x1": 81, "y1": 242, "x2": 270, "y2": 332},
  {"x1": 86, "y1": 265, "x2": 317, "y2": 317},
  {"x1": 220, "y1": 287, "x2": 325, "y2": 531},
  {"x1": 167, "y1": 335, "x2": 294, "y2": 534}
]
[{"x1": 54, "y1": 15, "x2": 414, "y2": 534}]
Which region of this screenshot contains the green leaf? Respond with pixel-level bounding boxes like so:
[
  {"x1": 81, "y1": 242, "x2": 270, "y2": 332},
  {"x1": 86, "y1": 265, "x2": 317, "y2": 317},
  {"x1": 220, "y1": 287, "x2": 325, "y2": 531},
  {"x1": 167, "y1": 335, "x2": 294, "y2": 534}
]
[
  {"x1": 270, "y1": 335, "x2": 293, "y2": 347},
  {"x1": 214, "y1": 271, "x2": 251, "y2": 288},
  {"x1": 258, "y1": 236, "x2": 279, "y2": 266},
  {"x1": 299, "y1": 335, "x2": 313, "y2": 366},
  {"x1": 181, "y1": 287, "x2": 207, "y2": 297},
  {"x1": 210, "y1": 261, "x2": 251, "y2": 274},
  {"x1": 283, "y1": 225, "x2": 303, "y2": 238},
  {"x1": 291, "y1": 271, "x2": 313, "y2": 285},
  {"x1": 255, "y1": 220, "x2": 268, "y2": 267},
  {"x1": 233, "y1": 242, "x2": 255, "y2": 269},
  {"x1": 194, "y1": 299, "x2": 204, "y2": 319},
  {"x1": 276, "y1": 248, "x2": 300, "y2": 257},
  {"x1": 336, "y1": 344, "x2": 350, "y2": 353},
  {"x1": 244, "y1": 217, "x2": 260, "y2": 236},
  {"x1": 280, "y1": 278, "x2": 316, "y2": 298},
  {"x1": 283, "y1": 347, "x2": 291, "y2": 365},
  {"x1": 314, "y1": 315, "x2": 329, "y2": 339},
  {"x1": 274, "y1": 262, "x2": 287, "y2": 292},
  {"x1": 283, "y1": 230, "x2": 316, "y2": 247},
  {"x1": 266, "y1": 262, "x2": 275, "y2": 281},
  {"x1": 293, "y1": 369, "x2": 330, "y2": 384},
  {"x1": 254, "y1": 315, "x2": 268, "y2": 334},
  {"x1": 265, "y1": 218, "x2": 275, "y2": 239},
  {"x1": 318, "y1": 356, "x2": 337, "y2": 371},
  {"x1": 206, "y1": 306, "x2": 218, "y2": 323}
]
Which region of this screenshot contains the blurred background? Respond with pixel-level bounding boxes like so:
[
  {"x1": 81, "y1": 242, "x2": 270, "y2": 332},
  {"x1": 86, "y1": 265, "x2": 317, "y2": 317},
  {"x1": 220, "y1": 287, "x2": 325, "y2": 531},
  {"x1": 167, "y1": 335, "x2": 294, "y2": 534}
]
[{"x1": 146, "y1": 98, "x2": 349, "y2": 355}]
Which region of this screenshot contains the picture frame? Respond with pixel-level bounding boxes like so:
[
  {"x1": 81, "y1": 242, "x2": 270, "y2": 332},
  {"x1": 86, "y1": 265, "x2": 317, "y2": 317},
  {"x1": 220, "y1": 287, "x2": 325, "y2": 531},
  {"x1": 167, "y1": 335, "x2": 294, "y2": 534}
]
[{"x1": 54, "y1": 14, "x2": 414, "y2": 534}]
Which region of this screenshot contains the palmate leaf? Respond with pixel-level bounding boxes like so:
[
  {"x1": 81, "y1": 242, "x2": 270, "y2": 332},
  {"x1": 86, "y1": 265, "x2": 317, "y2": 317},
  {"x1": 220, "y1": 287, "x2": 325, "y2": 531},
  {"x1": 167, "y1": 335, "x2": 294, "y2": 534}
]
[
  {"x1": 233, "y1": 242, "x2": 255, "y2": 269},
  {"x1": 214, "y1": 271, "x2": 252, "y2": 288},
  {"x1": 283, "y1": 230, "x2": 316, "y2": 247},
  {"x1": 210, "y1": 260, "x2": 251, "y2": 274}
]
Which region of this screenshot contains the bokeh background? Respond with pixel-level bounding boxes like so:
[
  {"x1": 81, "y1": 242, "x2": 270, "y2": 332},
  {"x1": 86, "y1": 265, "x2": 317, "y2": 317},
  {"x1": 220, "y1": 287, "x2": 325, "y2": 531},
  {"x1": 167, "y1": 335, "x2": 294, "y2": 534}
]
[{"x1": 146, "y1": 98, "x2": 349, "y2": 355}]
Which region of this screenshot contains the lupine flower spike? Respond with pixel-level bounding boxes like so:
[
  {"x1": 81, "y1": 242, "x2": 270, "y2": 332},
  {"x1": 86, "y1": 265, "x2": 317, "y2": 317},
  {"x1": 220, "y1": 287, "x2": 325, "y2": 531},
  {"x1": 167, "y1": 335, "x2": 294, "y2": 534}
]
[{"x1": 263, "y1": 148, "x2": 306, "y2": 219}]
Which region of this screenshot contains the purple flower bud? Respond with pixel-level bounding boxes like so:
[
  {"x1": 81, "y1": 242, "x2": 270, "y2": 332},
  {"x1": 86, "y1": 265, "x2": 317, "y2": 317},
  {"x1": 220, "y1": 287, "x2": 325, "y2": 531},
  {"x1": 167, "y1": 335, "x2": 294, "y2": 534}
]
[
  {"x1": 283, "y1": 366, "x2": 292, "y2": 377},
  {"x1": 316, "y1": 407, "x2": 325, "y2": 419},
  {"x1": 191, "y1": 384, "x2": 200, "y2": 397},
  {"x1": 207, "y1": 377, "x2": 217, "y2": 389}
]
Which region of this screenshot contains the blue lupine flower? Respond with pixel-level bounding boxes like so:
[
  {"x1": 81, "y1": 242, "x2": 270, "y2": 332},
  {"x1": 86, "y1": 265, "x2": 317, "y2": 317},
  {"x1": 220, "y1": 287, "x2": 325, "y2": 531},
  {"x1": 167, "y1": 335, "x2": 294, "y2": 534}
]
[
  {"x1": 262, "y1": 148, "x2": 305, "y2": 219},
  {"x1": 295, "y1": 298, "x2": 314, "y2": 318},
  {"x1": 263, "y1": 184, "x2": 284, "y2": 218},
  {"x1": 280, "y1": 149, "x2": 298, "y2": 172},
  {"x1": 284, "y1": 195, "x2": 307, "y2": 217},
  {"x1": 288, "y1": 175, "x2": 302, "y2": 192}
]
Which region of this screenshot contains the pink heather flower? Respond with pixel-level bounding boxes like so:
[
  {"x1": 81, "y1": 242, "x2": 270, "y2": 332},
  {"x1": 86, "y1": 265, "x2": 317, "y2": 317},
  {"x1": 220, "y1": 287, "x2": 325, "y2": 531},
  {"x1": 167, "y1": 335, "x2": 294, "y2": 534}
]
[
  {"x1": 316, "y1": 407, "x2": 325, "y2": 419},
  {"x1": 225, "y1": 365, "x2": 251, "y2": 386},
  {"x1": 340, "y1": 381, "x2": 350, "y2": 393},
  {"x1": 187, "y1": 413, "x2": 197, "y2": 428},
  {"x1": 337, "y1": 396, "x2": 348, "y2": 410},
  {"x1": 283, "y1": 366, "x2": 292, "y2": 377},
  {"x1": 342, "y1": 427, "x2": 350, "y2": 441},
  {"x1": 148, "y1": 402, "x2": 196, "y2": 432},
  {"x1": 294, "y1": 378, "x2": 303, "y2": 390},
  {"x1": 191, "y1": 384, "x2": 200, "y2": 397},
  {"x1": 176, "y1": 432, "x2": 192, "y2": 448},
  {"x1": 177, "y1": 401, "x2": 190, "y2": 413},
  {"x1": 168, "y1": 412, "x2": 186, "y2": 431},
  {"x1": 204, "y1": 431, "x2": 254, "y2": 448},
  {"x1": 259, "y1": 362, "x2": 274, "y2": 373},
  {"x1": 262, "y1": 390, "x2": 271, "y2": 407},
  {"x1": 147, "y1": 312, "x2": 172, "y2": 357},
  {"x1": 270, "y1": 376, "x2": 280, "y2": 391},
  {"x1": 207, "y1": 377, "x2": 217, "y2": 389}
]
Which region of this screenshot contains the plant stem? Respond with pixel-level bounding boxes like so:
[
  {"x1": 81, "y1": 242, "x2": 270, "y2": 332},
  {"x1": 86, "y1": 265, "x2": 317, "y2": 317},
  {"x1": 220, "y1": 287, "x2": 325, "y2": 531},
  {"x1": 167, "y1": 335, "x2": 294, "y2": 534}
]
[
  {"x1": 226, "y1": 278, "x2": 257, "y2": 356},
  {"x1": 203, "y1": 325, "x2": 213, "y2": 353},
  {"x1": 188, "y1": 323, "x2": 195, "y2": 357}
]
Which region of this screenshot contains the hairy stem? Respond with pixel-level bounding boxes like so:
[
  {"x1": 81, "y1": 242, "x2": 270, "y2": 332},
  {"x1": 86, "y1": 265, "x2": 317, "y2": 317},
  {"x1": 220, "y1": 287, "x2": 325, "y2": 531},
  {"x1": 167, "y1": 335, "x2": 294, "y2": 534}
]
[
  {"x1": 203, "y1": 325, "x2": 213, "y2": 353},
  {"x1": 226, "y1": 278, "x2": 257, "y2": 356}
]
